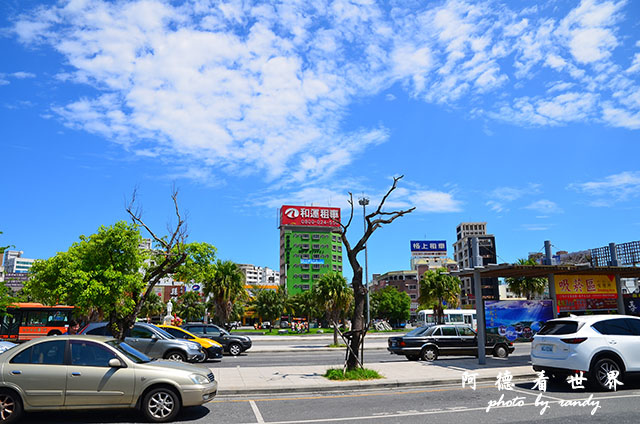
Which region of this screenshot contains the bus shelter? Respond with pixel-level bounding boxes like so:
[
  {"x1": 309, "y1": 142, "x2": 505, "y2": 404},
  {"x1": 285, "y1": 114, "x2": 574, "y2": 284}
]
[{"x1": 452, "y1": 264, "x2": 640, "y2": 364}]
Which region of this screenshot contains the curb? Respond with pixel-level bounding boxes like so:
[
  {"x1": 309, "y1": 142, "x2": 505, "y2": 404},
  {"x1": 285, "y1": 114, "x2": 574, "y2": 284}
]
[
  {"x1": 217, "y1": 373, "x2": 539, "y2": 395},
  {"x1": 250, "y1": 347, "x2": 388, "y2": 354}
]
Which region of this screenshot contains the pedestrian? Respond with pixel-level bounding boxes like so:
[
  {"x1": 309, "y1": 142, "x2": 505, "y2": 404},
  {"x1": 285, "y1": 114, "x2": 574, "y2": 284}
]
[{"x1": 66, "y1": 320, "x2": 80, "y2": 335}]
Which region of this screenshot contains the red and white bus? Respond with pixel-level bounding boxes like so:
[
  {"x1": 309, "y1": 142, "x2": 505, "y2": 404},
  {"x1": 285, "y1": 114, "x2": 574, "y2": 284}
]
[{"x1": 0, "y1": 303, "x2": 74, "y2": 341}]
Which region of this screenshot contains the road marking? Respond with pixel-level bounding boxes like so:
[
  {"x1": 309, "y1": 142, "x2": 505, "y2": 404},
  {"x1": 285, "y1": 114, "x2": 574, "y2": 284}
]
[
  {"x1": 510, "y1": 387, "x2": 564, "y2": 401},
  {"x1": 234, "y1": 393, "x2": 640, "y2": 423},
  {"x1": 249, "y1": 400, "x2": 265, "y2": 423}
]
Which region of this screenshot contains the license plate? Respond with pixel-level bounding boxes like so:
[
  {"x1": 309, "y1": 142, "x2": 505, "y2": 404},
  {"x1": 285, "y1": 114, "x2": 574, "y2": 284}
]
[{"x1": 541, "y1": 344, "x2": 553, "y2": 352}]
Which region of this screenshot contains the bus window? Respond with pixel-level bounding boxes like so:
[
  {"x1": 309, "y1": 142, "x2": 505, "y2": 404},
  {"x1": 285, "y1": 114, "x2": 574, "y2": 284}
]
[
  {"x1": 449, "y1": 314, "x2": 463, "y2": 323},
  {"x1": 426, "y1": 314, "x2": 436, "y2": 324}
]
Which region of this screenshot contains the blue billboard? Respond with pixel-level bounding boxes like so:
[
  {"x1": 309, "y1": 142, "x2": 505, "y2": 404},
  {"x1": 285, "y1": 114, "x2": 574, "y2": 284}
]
[
  {"x1": 485, "y1": 300, "x2": 553, "y2": 342},
  {"x1": 301, "y1": 259, "x2": 324, "y2": 264},
  {"x1": 410, "y1": 240, "x2": 447, "y2": 252}
]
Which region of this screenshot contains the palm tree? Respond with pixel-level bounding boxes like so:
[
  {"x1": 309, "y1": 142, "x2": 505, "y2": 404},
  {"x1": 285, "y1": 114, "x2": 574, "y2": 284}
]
[
  {"x1": 203, "y1": 260, "x2": 247, "y2": 325},
  {"x1": 314, "y1": 272, "x2": 353, "y2": 345},
  {"x1": 250, "y1": 288, "x2": 284, "y2": 332},
  {"x1": 290, "y1": 290, "x2": 320, "y2": 331},
  {"x1": 139, "y1": 292, "x2": 165, "y2": 322},
  {"x1": 505, "y1": 258, "x2": 548, "y2": 299},
  {"x1": 419, "y1": 268, "x2": 461, "y2": 324},
  {"x1": 176, "y1": 291, "x2": 206, "y2": 323}
]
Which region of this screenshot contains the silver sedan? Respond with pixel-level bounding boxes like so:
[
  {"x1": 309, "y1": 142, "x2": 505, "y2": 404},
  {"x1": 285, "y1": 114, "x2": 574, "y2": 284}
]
[{"x1": 0, "y1": 335, "x2": 217, "y2": 423}]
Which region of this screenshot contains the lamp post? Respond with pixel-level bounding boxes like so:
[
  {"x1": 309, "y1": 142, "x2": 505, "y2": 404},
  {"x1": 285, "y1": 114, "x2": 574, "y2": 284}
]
[{"x1": 358, "y1": 197, "x2": 370, "y2": 327}]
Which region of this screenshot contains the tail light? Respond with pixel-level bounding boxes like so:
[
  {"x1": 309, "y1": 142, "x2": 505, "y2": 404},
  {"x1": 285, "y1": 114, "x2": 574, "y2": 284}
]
[
  {"x1": 399, "y1": 341, "x2": 406, "y2": 347},
  {"x1": 561, "y1": 337, "x2": 588, "y2": 344}
]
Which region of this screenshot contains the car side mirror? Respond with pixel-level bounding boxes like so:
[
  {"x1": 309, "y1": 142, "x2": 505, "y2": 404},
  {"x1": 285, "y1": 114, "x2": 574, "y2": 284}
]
[
  {"x1": 151, "y1": 334, "x2": 158, "y2": 340},
  {"x1": 108, "y1": 358, "x2": 123, "y2": 368}
]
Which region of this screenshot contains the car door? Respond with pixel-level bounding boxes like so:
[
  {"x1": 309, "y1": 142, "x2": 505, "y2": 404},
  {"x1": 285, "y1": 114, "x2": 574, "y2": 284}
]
[
  {"x1": 3, "y1": 339, "x2": 67, "y2": 407},
  {"x1": 124, "y1": 326, "x2": 157, "y2": 357},
  {"x1": 457, "y1": 325, "x2": 478, "y2": 355},
  {"x1": 592, "y1": 318, "x2": 640, "y2": 371},
  {"x1": 436, "y1": 326, "x2": 461, "y2": 355},
  {"x1": 624, "y1": 318, "x2": 640, "y2": 371},
  {"x1": 64, "y1": 340, "x2": 135, "y2": 406}
]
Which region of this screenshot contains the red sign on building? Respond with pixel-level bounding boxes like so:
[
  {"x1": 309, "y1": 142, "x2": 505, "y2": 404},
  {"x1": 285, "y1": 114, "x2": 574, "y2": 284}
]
[{"x1": 280, "y1": 205, "x2": 341, "y2": 227}]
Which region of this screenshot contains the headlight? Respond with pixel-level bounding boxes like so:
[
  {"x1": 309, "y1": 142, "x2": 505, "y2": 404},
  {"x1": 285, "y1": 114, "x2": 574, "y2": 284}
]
[
  {"x1": 187, "y1": 342, "x2": 201, "y2": 350},
  {"x1": 189, "y1": 374, "x2": 210, "y2": 385}
]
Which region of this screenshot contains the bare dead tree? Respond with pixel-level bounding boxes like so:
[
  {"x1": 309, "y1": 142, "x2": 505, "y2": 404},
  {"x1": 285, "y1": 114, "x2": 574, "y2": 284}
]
[
  {"x1": 339, "y1": 175, "x2": 415, "y2": 370},
  {"x1": 108, "y1": 187, "x2": 189, "y2": 339}
]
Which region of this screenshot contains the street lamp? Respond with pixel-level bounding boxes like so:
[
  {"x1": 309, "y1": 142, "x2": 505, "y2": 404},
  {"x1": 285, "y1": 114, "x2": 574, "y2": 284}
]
[{"x1": 358, "y1": 197, "x2": 370, "y2": 327}]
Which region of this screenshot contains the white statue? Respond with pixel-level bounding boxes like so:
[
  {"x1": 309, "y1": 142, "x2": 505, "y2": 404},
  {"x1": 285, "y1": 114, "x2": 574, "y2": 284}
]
[{"x1": 163, "y1": 301, "x2": 174, "y2": 325}]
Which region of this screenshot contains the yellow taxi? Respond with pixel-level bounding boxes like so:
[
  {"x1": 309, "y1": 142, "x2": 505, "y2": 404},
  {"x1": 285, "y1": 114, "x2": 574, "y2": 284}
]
[{"x1": 158, "y1": 324, "x2": 223, "y2": 360}]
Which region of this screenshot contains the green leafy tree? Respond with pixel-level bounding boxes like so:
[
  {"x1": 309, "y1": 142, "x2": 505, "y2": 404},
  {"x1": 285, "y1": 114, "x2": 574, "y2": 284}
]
[
  {"x1": 419, "y1": 267, "x2": 461, "y2": 324},
  {"x1": 176, "y1": 291, "x2": 206, "y2": 323},
  {"x1": 505, "y1": 258, "x2": 548, "y2": 299},
  {"x1": 290, "y1": 290, "x2": 321, "y2": 329},
  {"x1": 26, "y1": 189, "x2": 190, "y2": 339},
  {"x1": 314, "y1": 272, "x2": 353, "y2": 345},
  {"x1": 139, "y1": 292, "x2": 165, "y2": 321},
  {"x1": 204, "y1": 260, "x2": 247, "y2": 325},
  {"x1": 370, "y1": 286, "x2": 411, "y2": 326},
  {"x1": 250, "y1": 288, "x2": 284, "y2": 333}
]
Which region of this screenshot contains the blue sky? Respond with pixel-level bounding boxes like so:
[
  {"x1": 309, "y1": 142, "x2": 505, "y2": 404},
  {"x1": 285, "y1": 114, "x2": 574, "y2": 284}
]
[{"x1": 2, "y1": 0, "x2": 639, "y2": 281}]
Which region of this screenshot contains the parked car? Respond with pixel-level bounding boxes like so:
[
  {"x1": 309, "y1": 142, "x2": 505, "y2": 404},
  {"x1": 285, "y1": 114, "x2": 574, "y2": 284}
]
[
  {"x1": 181, "y1": 323, "x2": 252, "y2": 356},
  {"x1": 0, "y1": 335, "x2": 216, "y2": 423},
  {"x1": 79, "y1": 322, "x2": 205, "y2": 363},
  {"x1": 531, "y1": 314, "x2": 640, "y2": 391},
  {"x1": 157, "y1": 324, "x2": 223, "y2": 360},
  {"x1": 0, "y1": 341, "x2": 17, "y2": 354},
  {"x1": 387, "y1": 324, "x2": 514, "y2": 361}
]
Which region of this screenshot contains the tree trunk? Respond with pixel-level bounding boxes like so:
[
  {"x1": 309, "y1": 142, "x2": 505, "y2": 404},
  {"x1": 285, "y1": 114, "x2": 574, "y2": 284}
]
[
  {"x1": 333, "y1": 323, "x2": 338, "y2": 345},
  {"x1": 346, "y1": 266, "x2": 365, "y2": 370}
]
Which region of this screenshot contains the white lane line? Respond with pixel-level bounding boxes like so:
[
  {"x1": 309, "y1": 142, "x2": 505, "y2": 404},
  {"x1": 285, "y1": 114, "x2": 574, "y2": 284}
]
[
  {"x1": 510, "y1": 387, "x2": 564, "y2": 402},
  {"x1": 249, "y1": 400, "x2": 265, "y2": 423},
  {"x1": 238, "y1": 393, "x2": 640, "y2": 424}
]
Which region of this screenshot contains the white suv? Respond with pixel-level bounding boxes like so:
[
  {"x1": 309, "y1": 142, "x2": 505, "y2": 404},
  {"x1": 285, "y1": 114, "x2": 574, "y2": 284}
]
[{"x1": 531, "y1": 314, "x2": 640, "y2": 390}]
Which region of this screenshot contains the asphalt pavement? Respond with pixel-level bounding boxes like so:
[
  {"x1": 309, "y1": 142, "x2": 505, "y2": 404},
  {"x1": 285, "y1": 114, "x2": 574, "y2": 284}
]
[{"x1": 205, "y1": 333, "x2": 536, "y2": 395}]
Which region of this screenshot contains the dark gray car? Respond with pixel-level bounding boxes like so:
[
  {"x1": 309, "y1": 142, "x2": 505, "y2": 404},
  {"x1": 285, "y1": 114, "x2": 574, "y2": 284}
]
[
  {"x1": 182, "y1": 324, "x2": 252, "y2": 356},
  {"x1": 80, "y1": 322, "x2": 205, "y2": 362}
]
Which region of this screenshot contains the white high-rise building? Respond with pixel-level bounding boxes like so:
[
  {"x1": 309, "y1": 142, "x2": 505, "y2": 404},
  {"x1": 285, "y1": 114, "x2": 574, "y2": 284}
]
[
  {"x1": 238, "y1": 264, "x2": 280, "y2": 288},
  {"x1": 2, "y1": 250, "x2": 35, "y2": 274}
]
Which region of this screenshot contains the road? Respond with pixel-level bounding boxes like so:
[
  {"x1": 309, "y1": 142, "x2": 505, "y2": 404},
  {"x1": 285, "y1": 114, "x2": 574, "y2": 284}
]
[
  {"x1": 19, "y1": 377, "x2": 640, "y2": 423},
  {"x1": 208, "y1": 342, "x2": 532, "y2": 368}
]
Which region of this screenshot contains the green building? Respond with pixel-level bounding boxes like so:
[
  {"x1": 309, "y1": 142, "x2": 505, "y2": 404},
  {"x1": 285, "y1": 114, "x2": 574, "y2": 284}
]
[{"x1": 279, "y1": 205, "x2": 343, "y2": 295}]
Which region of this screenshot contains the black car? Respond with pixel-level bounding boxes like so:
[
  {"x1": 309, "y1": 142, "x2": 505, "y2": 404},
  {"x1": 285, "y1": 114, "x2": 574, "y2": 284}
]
[
  {"x1": 182, "y1": 323, "x2": 252, "y2": 356},
  {"x1": 388, "y1": 324, "x2": 515, "y2": 361}
]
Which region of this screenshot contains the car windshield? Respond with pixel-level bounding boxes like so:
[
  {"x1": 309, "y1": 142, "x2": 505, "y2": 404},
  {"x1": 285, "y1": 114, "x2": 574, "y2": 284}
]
[
  {"x1": 107, "y1": 340, "x2": 152, "y2": 363},
  {"x1": 404, "y1": 326, "x2": 429, "y2": 337}
]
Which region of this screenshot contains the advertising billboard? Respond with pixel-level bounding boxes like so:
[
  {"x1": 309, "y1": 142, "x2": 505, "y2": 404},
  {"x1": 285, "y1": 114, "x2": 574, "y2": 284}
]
[
  {"x1": 410, "y1": 240, "x2": 447, "y2": 253},
  {"x1": 280, "y1": 205, "x2": 341, "y2": 227},
  {"x1": 554, "y1": 274, "x2": 618, "y2": 312},
  {"x1": 485, "y1": 300, "x2": 553, "y2": 342}
]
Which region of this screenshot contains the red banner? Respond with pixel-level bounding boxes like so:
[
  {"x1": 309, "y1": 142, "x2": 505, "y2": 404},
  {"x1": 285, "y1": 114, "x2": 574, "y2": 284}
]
[{"x1": 280, "y1": 205, "x2": 341, "y2": 227}]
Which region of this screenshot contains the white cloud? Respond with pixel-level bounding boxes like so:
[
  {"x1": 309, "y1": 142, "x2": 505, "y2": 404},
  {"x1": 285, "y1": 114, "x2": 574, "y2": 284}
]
[
  {"x1": 11, "y1": 71, "x2": 36, "y2": 79},
  {"x1": 569, "y1": 171, "x2": 640, "y2": 203},
  {"x1": 524, "y1": 199, "x2": 563, "y2": 214},
  {"x1": 10, "y1": 0, "x2": 640, "y2": 187}
]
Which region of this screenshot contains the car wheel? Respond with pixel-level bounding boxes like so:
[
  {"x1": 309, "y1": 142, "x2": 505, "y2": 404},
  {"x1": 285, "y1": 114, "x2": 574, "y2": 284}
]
[
  {"x1": 493, "y1": 345, "x2": 509, "y2": 358},
  {"x1": 405, "y1": 355, "x2": 420, "y2": 361},
  {"x1": 47, "y1": 330, "x2": 62, "y2": 336},
  {"x1": 228, "y1": 342, "x2": 242, "y2": 356},
  {"x1": 165, "y1": 350, "x2": 187, "y2": 362},
  {"x1": 421, "y1": 346, "x2": 438, "y2": 361},
  {"x1": 591, "y1": 357, "x2": 623, "y2": 391},
  {"x1": 0, "y1": 389, "x2": 23, "y2": 424},
  {"x1": 142, "y1": 387, "x2": 180, "y2": 423}
]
